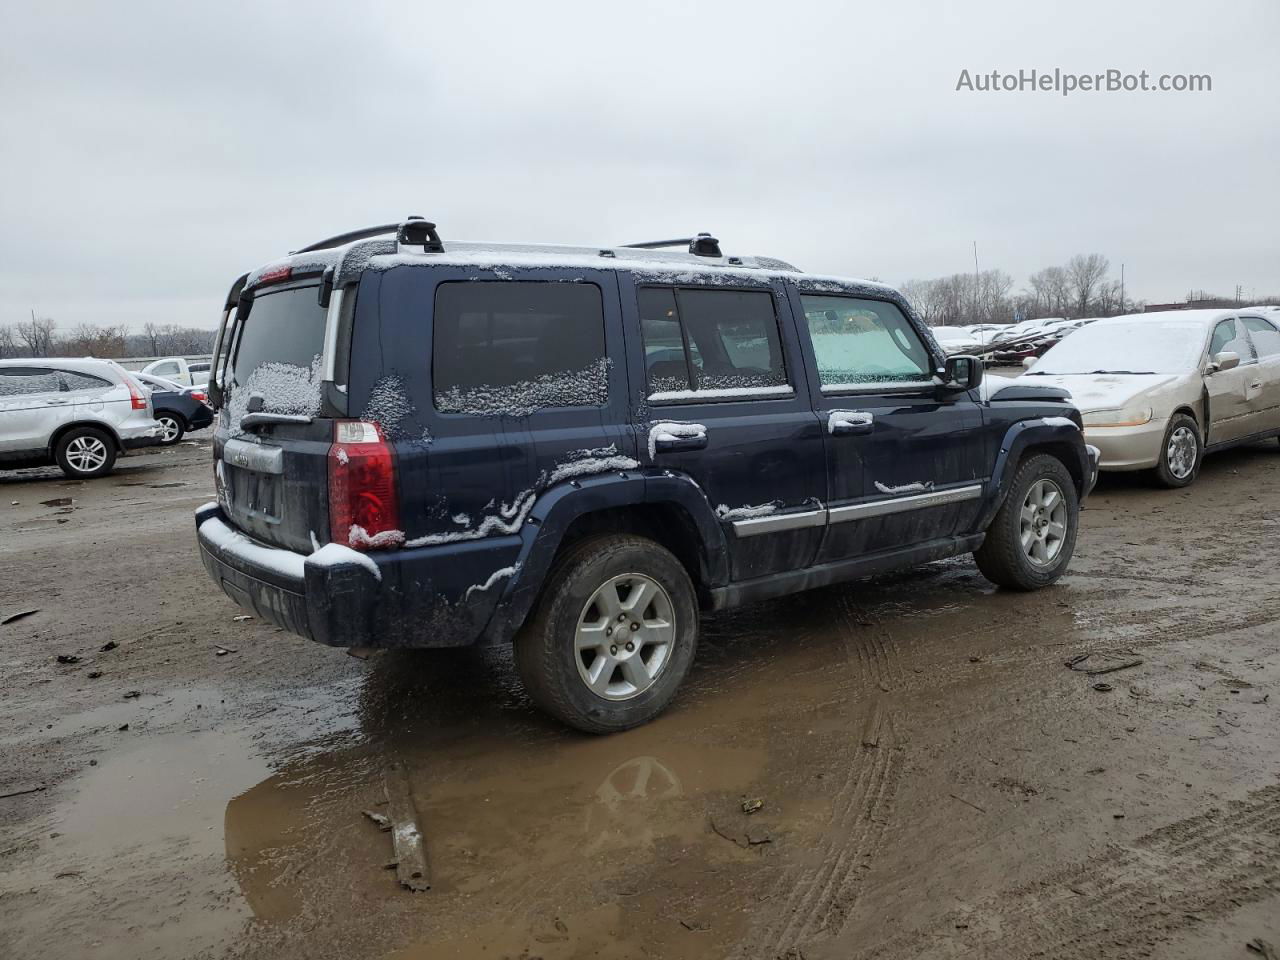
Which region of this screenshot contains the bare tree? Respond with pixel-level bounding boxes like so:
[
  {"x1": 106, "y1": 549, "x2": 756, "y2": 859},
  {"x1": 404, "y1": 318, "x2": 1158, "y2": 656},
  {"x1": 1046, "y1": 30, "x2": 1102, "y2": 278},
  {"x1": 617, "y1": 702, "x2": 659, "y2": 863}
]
[
  {"x1": 0, "y1": 324, "x2": 17, "y2": 359},
  {"x1": 1067, "y1": 254, "x2": 1110, "y2": 317},
  {"x1": 142, "y1": 321, "x2": 161, "y2": 356},
  {"x1": 17, "y1": 313, "x2": 56, "y2": 357}
]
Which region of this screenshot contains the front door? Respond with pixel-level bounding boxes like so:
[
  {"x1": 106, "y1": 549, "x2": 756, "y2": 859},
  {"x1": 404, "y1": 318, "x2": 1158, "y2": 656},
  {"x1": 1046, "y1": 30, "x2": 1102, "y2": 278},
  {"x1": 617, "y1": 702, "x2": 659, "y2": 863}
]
[
  {"x1": 1205, "y1": 316, "x2": 1262, "y2": 446},
  {"x1": 1241, "y1": 315, "x2": 1280, "y2": 433},
  {"x1": 625, "y1": 278, "x2": 827, "y2": 582},
  {"x1": 790, "y1": 289, "x2": 988, "y2": 562}
]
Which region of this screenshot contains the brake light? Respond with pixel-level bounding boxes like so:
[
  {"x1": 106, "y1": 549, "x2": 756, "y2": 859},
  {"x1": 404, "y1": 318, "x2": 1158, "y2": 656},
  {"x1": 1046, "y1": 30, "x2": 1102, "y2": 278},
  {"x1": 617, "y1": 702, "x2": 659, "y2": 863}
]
[
  {"x1": 256, "y1": 265, "x2": 292, "y2": 286},
  {"x1": 189, "y1": 390, "x2": 209, "y2": 407},
  {"x1": 328, "y1": 420, "x2": 403, "y2": 551},
  {"x1": 126, "y1": 378, "x2": 147, "y2": 410}
]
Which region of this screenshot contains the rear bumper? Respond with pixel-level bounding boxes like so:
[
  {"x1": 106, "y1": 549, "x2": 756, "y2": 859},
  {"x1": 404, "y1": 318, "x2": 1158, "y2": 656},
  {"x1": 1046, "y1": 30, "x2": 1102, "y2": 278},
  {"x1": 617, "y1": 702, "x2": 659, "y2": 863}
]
[
  {"x1": 1084, "y1": 419, "x2": 1166, "y2": 472},
  {"x1": 121, "y1": 421, "x2": 164, "y2": 450},
  {"x1": 188, "y1": 406, "x2": 214, "y2": 431},
  {"x1": 195, "y1": 503, "x2": 519, "y2": 649}
]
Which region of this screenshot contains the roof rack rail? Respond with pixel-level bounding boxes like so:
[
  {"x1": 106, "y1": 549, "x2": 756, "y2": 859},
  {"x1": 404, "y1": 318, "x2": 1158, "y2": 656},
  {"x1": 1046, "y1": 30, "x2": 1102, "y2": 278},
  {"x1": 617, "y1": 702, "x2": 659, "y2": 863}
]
[
  {"x1": 621, "y1": 232, "x2": 722, "y2": 258},
  {"x1": 292, "y1": 223, "x2": 400, "y2": 255},
  {"x1": 291, "y1": 216, "x2": 443, "y2": 255}
]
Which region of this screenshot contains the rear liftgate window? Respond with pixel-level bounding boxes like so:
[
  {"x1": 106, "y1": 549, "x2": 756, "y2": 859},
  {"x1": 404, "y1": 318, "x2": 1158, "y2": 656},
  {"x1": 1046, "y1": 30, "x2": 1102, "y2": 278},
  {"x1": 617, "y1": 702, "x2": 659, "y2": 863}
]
[
  {"x1": 639, "y1": 287, "x2": 789, "y2": 399},
  {"x1": 432, "y1": 281, "x2": 608, "y2": 416},
  {"x1": 226, "y1": 285, "x2": 329, "y2": 423}
]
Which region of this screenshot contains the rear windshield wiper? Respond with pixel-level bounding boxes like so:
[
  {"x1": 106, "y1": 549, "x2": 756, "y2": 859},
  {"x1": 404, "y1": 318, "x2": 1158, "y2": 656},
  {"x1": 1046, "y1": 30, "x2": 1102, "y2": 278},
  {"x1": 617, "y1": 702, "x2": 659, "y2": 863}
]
[{"x1": 239, "y1": 412, "x2": 313, "y2": 430}]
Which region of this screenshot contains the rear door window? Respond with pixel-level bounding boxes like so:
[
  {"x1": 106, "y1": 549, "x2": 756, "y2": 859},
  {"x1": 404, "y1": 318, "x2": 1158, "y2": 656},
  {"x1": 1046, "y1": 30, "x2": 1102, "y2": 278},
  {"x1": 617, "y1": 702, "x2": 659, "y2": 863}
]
[
  {"x1": 0, "y1": 367, "x2": 61, "y2": 397},
  {"x1": 432, "y1": 281, "x2": 608, "y2": 415},
  {"x1": 800, "y1": 295, "x2": 933, "y2": 389},
  {"x1": 639, "y1": 286, "x2": 789, "y2": 399},
  {"x1": 58, "y1": 370, "x2": 113, "y2": 392}
]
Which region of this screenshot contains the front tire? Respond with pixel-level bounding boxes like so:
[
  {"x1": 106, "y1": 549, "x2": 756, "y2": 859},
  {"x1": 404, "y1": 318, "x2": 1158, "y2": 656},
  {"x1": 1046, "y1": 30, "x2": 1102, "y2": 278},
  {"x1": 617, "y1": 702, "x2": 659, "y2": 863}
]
[
  {"x1": 1151, "y1": 413, "x2": 1201, "y2": 488},
  {"x1": 55, "y1": 427, "x2": 117, "y2": 479},
  {"x1": 974, "y1": 453, "x2": 1079, "y2": 590},
  {"x1": 156, "y1": 413, "x2": 185, "y2": 445},
  {"x1": 514, "y1": 535, "x2": 698, "y2": 734}
]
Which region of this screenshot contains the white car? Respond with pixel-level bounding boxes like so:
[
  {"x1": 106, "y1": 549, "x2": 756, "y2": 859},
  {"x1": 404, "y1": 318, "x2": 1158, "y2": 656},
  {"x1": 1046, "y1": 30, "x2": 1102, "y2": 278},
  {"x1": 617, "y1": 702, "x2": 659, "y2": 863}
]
[
  {"x1": 0, "y1": 358, "x2": 163, "y2": 478},
  {"x1": 141, "y1": 357, "x2": 211, "y2": 387},
  {"x1": 1018, "y1": 309, "x2": 1280, "y2": 486}
]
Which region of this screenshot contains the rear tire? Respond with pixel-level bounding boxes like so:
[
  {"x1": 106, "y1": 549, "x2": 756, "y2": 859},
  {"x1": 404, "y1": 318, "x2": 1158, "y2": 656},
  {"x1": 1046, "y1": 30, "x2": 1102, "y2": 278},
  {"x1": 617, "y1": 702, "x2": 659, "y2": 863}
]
[
  {"x1": 55, "y1": 427, "x2": 117, "y2": 479},
  {"x1": 974, "y1": 453, "x2": 1078, "y2": 590},
  {"x1": 513, "y1": 535, "x2": 698, "y2": 734},
  {"x1": 156, "y1": 413, "x2": 185, "y2": 445},
  {"x1": 1151, "y1": 413, "x2": 1201, "y2": 488}
]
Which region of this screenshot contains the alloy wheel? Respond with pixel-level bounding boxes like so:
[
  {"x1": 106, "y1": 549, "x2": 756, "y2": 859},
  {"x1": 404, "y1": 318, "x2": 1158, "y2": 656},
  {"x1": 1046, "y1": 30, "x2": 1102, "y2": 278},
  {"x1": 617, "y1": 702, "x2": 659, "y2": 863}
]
[
  {"x1": 1019, "y1": 478, "x2": 1068, "y2": 566},
  {"x1": 65, "y1": 436, "x2": 109, "y2": 473},
  {"x1": 158, "y1": 416, "x2": 181, "y2": 442},
  {"x1": 575, "y1": 573, "x2": 676, "y2": 701}
]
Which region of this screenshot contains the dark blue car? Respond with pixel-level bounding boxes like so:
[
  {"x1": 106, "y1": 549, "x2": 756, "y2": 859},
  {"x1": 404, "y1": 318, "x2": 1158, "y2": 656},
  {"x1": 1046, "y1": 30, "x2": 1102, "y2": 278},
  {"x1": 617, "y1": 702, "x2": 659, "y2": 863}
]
[
  {"x1": 197, "y1": 220, "x2": 1098, "y2": 732},
  {"x1": 135, "y1": 372, "x2": 213, "y2": 444}
]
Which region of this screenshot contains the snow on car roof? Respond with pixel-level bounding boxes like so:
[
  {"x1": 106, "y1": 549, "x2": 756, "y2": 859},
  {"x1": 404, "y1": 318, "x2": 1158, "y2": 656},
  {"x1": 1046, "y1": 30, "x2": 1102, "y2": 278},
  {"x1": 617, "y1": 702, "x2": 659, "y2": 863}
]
[{"x1": 1092, "y1": 309, "x2": 1238, "y2": 329}]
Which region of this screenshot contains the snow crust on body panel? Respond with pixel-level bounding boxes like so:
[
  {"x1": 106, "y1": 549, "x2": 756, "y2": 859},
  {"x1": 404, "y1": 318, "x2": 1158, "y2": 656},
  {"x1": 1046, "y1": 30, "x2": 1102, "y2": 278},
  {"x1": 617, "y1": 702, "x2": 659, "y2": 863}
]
[
  {"x1": 715, "y1": 502, "x2": 780, "y2": 521},
  {"x1": 1040, "y1": 416, "x2": 1080, "y2": 430},
  {"x1": 309, "y1": 542, "x2": 382, "y2": 581},
  {"x1": 361, "y1": 374, "x2": 414, "y2": 438},
  {"x1": 464, "y1": 563, "x2": 521, "y2": 601},
  {"x1": 348, "y1": 525, "x2": 407, "y2": 550},
  {"x1": 647, "y1": 421, "x2": 707, "y2": 459},
  {"x1": 546, "y1": 456, "x2": 639, "y2": 485},
  {"x1": 200, "y1": 516, "x2": 306, "y2": 580},
  {"x1": 874, "y1": 481, "x2": 935, "y2": 495}
]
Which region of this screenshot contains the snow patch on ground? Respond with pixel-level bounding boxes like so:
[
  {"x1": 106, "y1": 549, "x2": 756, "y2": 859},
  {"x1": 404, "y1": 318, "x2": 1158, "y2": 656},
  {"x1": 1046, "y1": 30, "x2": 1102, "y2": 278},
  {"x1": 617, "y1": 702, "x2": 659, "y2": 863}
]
[
  {"x1": 309, "y1": 542, "x2": 382, "y2": 581},
  {"x1": 874, "y1": 481, "x2": 935, "y2": 495},
  {"x1": 716, "y1": 502, "x2": 780, "y2": 521},
  {"x1": 647, "y1": 421, "x2": 706, "y2": 459},
  {"x1": 435, "y1": 358, "x2": 610, "y2": 417},
  {"x1": 464, "y1": 563, "x2": 521, "y2": 601}
]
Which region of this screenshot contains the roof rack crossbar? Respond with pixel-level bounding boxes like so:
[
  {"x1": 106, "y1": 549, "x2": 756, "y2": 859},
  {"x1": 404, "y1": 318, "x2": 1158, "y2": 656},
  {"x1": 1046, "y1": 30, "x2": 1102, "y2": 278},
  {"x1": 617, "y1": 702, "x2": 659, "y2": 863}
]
[{"x1": 620, "y1": 232, "x2": 723, "y2": 258}]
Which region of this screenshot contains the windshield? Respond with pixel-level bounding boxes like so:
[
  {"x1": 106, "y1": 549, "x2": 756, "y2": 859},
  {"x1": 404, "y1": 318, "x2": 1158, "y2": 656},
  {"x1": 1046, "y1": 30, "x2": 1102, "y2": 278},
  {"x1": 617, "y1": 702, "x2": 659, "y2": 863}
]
[{"x1": 1028, "y1": 321, "x2": 1205, "y2": 375}]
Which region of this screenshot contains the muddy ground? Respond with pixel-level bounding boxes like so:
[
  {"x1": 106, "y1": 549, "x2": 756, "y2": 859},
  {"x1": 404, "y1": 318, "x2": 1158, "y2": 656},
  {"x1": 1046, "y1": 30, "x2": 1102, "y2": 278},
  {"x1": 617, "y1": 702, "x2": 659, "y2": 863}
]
[{"x1": 1, "y1": 437, "x2": 1278, "y2": 960}]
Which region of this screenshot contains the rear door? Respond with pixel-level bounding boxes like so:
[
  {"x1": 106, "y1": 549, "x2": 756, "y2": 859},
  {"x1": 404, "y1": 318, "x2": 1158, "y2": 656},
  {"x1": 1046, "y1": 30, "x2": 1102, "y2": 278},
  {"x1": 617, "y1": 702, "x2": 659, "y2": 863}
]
[
  {"x1": 0, "y1": 367, "x2": 70, "y2": 454},
  {"x1": 1204, "y1": 316, "x2": 1261, "y2": 445},
  {"x1": 791, "y1": 289, "x2": 987, "y2": 562},
  {"x1": 625, "y1": 277, "x2": 826, "y2": 582},
  {"x1": 347, "y1": 264, "x2": 631, "y2": 548},
  {"x1": 1241, "y1": 315, "x2": 1280, "y2": 433},
  {"x1": 58, "y1": 368, "x2": 126, "y2": 424}
]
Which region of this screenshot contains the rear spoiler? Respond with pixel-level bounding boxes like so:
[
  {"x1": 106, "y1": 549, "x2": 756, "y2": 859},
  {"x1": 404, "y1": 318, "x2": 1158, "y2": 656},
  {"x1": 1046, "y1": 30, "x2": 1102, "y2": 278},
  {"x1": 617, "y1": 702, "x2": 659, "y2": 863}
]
[{"x1": 207, "y1": 271, "x2": 249, "y2": 409}]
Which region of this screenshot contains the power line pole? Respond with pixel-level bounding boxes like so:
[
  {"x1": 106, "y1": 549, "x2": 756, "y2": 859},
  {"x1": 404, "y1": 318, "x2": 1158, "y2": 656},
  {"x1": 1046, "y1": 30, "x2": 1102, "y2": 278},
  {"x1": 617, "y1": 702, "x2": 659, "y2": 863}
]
[{"x1": 1120, "y1": 263, "x2": 1125, "y2": 313}]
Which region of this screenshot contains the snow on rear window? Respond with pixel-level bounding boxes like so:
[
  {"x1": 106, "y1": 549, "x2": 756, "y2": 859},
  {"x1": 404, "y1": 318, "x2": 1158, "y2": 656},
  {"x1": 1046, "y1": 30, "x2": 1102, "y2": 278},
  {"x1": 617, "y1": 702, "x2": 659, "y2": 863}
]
[{"x1": 225, "y1": 355, "x2": 323, "y2": 432}]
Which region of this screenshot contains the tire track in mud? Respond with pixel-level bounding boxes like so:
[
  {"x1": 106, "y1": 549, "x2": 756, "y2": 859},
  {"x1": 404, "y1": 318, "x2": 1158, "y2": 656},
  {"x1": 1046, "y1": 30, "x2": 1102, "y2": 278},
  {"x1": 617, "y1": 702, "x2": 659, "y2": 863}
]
[
  {"x1": 736, "y1": 593, "x2": 906, "y2": 959},
  {"x1": 855, "y1": 784, "x2": 1280, "y2": 959}
]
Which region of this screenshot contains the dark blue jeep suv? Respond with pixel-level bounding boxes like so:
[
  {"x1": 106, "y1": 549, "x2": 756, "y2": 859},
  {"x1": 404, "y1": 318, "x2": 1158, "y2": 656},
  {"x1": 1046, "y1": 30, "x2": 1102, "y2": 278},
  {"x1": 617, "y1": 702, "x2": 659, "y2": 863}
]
[{"x1": 197, "y1": 219, "x2": 1098, "y2": 732}]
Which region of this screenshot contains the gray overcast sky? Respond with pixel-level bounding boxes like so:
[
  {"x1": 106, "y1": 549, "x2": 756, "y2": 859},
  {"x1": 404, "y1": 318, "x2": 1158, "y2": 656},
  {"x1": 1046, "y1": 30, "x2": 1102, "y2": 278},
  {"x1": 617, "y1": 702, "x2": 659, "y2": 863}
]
[{"x1": 2, "y1": 0, "x2": 1277, "y2": 331}]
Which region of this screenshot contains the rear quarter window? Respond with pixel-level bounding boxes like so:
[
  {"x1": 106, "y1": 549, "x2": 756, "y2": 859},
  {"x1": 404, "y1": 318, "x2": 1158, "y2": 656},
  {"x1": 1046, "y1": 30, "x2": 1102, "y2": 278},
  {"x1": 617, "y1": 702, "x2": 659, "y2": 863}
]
[
  {"x1": 59, "y1": 371, "x2": 113, "y2": 391},
  {"x1": 432, "y1": 281, "x2": 608, "y2": 416}
]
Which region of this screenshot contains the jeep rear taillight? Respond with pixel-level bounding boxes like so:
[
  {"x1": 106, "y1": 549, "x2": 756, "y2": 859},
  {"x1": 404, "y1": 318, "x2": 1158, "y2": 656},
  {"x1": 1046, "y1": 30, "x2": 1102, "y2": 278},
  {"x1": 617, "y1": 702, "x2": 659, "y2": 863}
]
[{"x1": 328, "y1": 420, "x2": 404, "y2": 551}]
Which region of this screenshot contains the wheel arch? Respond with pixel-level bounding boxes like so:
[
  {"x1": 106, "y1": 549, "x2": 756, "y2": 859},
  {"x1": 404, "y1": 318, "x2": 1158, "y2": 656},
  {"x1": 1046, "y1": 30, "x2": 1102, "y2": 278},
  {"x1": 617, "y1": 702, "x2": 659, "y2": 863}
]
[{"x1": 48, "y1": 419, "x2": 123, "y2": 457}]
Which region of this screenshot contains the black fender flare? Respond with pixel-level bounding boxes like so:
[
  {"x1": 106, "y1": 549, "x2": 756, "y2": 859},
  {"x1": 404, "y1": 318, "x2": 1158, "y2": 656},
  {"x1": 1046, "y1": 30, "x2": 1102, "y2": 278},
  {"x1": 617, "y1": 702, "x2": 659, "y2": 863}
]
[
  {"x1": 976, "y1": 418, "x2": 1091, "y2": 530},
  {"x1": 482, "y1": 467, "x2": 729, "y2": 642}
]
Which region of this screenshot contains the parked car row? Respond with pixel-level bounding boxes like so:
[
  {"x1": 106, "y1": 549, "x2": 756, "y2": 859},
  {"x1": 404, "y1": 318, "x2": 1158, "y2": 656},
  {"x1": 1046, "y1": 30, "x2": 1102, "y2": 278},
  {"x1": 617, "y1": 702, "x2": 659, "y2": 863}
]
[
  {"x1": 0, "y1": 358, "x2": 213, "y2": 478},
  {"x1": 932, "y1": 317, "x2": 1099, "y2": 363}
]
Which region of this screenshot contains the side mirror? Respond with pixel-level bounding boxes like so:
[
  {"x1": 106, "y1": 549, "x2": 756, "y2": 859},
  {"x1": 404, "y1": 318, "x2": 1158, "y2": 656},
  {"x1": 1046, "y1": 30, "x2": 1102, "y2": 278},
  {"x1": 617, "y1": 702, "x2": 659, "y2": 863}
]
[
  {"x1": 1209, "y1": 351, "x2": 1240, "y2": 374},
  {"x1": 1022, "y1": 356, "x2": 1037, "y2": 370},
  {"x1": 942, "y1": 354, "x2": 984, "y2": 391}
]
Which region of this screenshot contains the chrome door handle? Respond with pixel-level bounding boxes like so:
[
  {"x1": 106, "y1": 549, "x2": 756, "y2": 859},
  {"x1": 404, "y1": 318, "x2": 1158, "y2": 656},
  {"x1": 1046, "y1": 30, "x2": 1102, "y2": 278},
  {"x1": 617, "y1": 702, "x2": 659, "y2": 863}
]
[
  {"x1": 653, "y1": 423, "x2": 708, "y2": 452},
  {"x1": 828, "y1": 410, "x2": 874, "y2": 436}
]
